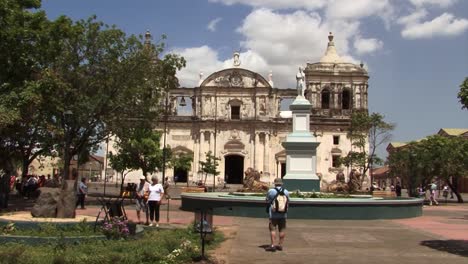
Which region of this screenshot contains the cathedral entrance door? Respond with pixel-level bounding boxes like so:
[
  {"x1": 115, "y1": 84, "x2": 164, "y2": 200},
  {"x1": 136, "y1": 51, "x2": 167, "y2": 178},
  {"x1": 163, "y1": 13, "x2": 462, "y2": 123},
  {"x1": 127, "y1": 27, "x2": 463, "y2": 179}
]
[
  {"x1": 224, "y1": 155, "x2": 244, "y2": 184},
  {"x1": 174, "y1": 167, "x2": 188, "y2": 183}
]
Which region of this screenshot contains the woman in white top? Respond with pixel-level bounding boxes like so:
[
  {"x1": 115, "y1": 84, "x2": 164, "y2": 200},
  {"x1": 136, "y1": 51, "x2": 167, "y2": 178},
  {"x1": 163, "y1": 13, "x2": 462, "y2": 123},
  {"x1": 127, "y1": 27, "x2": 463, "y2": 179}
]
[{"x1": 147, "y1": 176, "x2": 164, "y2": 227}]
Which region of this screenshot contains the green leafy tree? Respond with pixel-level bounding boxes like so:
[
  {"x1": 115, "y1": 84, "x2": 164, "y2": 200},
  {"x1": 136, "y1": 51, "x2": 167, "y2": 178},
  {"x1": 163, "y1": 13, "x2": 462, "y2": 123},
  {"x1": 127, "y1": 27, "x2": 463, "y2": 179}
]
[
  {"x1": 199, "y1": 151, "x2": 220, "y2": 187},
  {"x1": 0, "y1": 0, "x2": 53, "y2": 207},
  {"x1": 38, "y1": 16, "x2": 185, "y2": 180},
  {"x1": 458, "y1": 77, "x2": 468, "y2": 109},
  {"x1": 388, "y1": 136, "x2": 468, "y2": 202},
  {"x1": 109, "y1": 128, "x2": 168, "y2": 191},
  {"x1": 342, "y1": 112, "x2": 394, "y2": 186}
]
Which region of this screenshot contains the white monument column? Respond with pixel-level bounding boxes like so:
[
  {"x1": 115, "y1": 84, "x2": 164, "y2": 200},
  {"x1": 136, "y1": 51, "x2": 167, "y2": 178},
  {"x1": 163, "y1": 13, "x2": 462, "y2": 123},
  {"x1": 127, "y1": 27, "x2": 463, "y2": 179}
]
[
  {"x1": 264, "y1": 133, "x2": 269, "y2": 174},
  {"x1": 282, "y1": 67, "x2": 320, "y2": 191}
]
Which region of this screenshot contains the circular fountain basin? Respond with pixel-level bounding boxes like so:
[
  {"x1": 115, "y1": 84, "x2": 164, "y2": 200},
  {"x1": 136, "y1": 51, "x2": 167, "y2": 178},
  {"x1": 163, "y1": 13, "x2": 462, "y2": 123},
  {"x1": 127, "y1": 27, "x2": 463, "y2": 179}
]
[{"x1": 181, "y1": 192, "x2": 424, "y2": 220}]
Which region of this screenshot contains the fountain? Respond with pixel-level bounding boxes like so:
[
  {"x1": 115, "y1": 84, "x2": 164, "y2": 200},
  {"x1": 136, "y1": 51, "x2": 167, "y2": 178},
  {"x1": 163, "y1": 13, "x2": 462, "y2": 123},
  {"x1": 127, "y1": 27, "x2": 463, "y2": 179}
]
[{"x1": 180, "y1": 69, "x2": 424, "y2": 220}]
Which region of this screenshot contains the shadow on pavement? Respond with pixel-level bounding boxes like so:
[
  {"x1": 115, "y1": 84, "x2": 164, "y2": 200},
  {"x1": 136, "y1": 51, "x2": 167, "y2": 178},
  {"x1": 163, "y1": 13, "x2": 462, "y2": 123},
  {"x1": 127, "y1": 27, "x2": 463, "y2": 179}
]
[{"x1": 420, "y1": 240, "x2": 468, "y2": 257}]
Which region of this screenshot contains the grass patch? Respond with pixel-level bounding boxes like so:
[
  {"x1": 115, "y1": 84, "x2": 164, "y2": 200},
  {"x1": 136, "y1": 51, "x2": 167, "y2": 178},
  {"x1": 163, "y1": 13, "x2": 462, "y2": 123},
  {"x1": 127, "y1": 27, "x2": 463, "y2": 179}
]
[
  {"x1": 0, "y1": 227, "x2": 223, "y2": 264},
  {"x1": 1, "y1": 221, "x2": 95, "y2": 237}
]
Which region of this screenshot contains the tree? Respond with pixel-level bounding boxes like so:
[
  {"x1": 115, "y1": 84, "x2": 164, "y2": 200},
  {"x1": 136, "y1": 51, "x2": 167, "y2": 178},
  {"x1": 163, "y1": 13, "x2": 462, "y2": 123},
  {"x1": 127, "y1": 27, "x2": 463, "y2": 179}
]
[
  {"x1": 39, "y1": 16, "x2": 184, "y2": 181},
  {"x1": 0, "y1": 0, "x2": 53, "y2": 207},
  {"x1": 199, "y1": 151, "x2": 220, "y2": 187},
  {"x1": 342, "y1": 112, "x2": 394, "y2": 186},
  {"x1": 419, "y1": 136, "x2": 467, "y2": 203},
  {"x1": 109, "y1": 128, "x2": 167, "y2": 187},
  {"x1": 388, "y1": 136, "x2": 468, "y2": 202},
  {"x1": 458, "y1": 77, "x2": 468, "y2": 109}
]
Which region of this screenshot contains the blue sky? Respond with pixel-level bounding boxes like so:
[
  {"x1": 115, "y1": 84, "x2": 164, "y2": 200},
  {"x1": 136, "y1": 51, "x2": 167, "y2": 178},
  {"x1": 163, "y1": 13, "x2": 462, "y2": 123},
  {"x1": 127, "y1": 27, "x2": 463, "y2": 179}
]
[{"x1": 42, "y1": 0, "x2": 468, "y2": 158}]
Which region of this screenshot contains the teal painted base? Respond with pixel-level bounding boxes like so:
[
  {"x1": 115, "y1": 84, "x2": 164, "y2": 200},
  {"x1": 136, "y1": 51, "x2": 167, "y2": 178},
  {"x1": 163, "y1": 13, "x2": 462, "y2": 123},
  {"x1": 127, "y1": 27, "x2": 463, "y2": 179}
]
[
  {"x1": 283, "y1": 178, "x2": 320, "y2": 192},
  {"x1": 180, "y1": 193, "x2": 424, "y2": 220}
]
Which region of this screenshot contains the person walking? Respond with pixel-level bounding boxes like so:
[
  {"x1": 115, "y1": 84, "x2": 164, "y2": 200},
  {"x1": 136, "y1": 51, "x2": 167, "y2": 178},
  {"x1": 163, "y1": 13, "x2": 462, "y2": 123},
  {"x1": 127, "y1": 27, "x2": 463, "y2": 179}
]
[
  {"x1": 147, "y1": 176, "x2": 164, "y2": 227},
  {"x1": 135, "y1": 176, "x2": 149, "y2": 224},
  {"x1": 266, "y1": 178, "x2": 289, "y2": 252},
  {"x1": 76, "y1": 177, "x2": 88, "y2": 209},
  {"x1": 429, "y1": 180, "x2": 439, "y2": 206},
  {"x1": 395, "y1": 182, "x2": 402, "y2": 197}
]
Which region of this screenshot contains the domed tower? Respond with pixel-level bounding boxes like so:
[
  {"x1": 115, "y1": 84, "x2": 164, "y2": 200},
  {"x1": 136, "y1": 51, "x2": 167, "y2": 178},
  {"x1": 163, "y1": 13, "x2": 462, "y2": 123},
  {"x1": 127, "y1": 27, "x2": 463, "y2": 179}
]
[
  {"x1": 304, "y1": 32, "x2": 369, "y2": 120},
  {"x1": 303, "y1": 32, "x2": 370, "y2": 185}
]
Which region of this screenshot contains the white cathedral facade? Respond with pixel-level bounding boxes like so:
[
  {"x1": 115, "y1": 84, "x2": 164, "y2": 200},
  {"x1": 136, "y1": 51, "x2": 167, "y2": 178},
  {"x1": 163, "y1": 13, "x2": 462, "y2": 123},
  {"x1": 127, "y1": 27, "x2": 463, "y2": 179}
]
[{"x1": 117, "y1": 32, "x2": 369, "y2": 188}]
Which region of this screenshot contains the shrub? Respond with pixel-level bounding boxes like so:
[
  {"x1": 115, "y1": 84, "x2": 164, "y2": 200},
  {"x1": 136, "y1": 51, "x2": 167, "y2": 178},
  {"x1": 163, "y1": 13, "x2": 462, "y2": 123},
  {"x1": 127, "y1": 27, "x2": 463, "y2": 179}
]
[{"x1": 101, "y1": 217, "x2": 130, "y2": 240}]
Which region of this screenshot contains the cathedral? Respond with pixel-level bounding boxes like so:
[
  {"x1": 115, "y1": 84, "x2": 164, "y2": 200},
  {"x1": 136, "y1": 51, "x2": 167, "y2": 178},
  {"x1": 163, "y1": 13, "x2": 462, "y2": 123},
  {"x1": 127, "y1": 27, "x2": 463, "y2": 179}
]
[{"x1": 122, "y1": 32, "x2": 369, "y2": 188}]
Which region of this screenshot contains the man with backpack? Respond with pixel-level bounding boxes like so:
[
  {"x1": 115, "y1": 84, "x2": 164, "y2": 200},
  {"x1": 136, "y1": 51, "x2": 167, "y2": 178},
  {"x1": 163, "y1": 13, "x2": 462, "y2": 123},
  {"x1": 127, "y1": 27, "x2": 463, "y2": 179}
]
[{"x1": 266, "y1": 178, "x2": 289, "y2": 252}]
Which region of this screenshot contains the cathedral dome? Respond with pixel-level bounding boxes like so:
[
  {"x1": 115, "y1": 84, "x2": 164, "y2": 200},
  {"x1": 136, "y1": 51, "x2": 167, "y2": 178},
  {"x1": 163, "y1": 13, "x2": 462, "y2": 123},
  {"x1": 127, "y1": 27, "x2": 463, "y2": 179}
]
[{"x1": 307, "y1": 32, "x2": 368, "y2": 76}]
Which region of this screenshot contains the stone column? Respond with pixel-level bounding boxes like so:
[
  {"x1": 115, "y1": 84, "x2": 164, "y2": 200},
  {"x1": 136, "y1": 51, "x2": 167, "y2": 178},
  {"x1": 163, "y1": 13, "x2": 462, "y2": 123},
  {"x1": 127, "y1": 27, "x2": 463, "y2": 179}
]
[
  {"x1": 254, "y1": 132, "x2": 260, "y2": 170},
  {"x1": 199, "y1": 131, "x2": 204, "y2": 162},
  {"x1": 250, "y1": 133, "x2": 255, "y2": 168},
  {"x1": 193, "y1": 134, "x2": 199, "y2": 179},
  {"x1": 209, "y1": 131, "x2": 215, "y2": 154},
  {"x1": 264, "y1": 133, "x2": 270, "y2": 174}
]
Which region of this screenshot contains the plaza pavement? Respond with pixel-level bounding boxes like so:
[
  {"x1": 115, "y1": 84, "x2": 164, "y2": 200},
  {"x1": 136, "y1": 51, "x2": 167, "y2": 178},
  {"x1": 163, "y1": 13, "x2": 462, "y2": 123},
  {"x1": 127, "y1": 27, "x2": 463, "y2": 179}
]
[
  {"x1": 213, "y1": 204, "x2": 468, "y2": 264},
  {"x1": 6, "y1": 190, "x2": 468, "y2": 264}
]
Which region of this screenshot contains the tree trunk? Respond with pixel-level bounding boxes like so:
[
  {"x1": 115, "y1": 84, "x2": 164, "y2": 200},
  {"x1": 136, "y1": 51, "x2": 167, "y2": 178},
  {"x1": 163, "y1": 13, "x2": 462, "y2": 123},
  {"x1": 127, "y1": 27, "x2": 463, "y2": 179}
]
[
  {"x1": 0, "y1": 158, "x2": 15, "y2": 209},
  {"x1": 22, "y1": 159, "x2": 29, "y2": 179},
  {"x1": 56, "y1": 179, "x2": 77, "y2": 218},
  {"x1": 447, "y1": 181, "x2": 464, "y2": 203},
  {"x1": 120, "y1": 171, "x2": 126, "y2": 195},
  {"x1": 63, "y1": 150, "x2": 71, "y2": 180}
]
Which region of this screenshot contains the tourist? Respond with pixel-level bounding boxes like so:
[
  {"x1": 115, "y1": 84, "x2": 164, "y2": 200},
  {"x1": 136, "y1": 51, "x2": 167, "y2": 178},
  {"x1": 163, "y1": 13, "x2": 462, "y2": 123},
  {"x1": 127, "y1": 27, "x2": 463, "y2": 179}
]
[
  {"x1": 147, "y1": 176, "x2": 164, "y2": 227},
  {"x1": 395, "y1": 182, "x2": 402, "y2": 197},
  {"x1": 76, "y1": 177, "x2": 88, "y2": 209},
  {"x1": 135, "y1": 176, "x2": 149, "y2": 224},
  {"x1": 266, "y1": 178, "x2": 289, "y2": 252},
  {"x1": 429, "y1": 180, "x2": 438, "y2": 206},
  {"x1": 9, "y1": 175, "x2": 16, "y2": 192}
]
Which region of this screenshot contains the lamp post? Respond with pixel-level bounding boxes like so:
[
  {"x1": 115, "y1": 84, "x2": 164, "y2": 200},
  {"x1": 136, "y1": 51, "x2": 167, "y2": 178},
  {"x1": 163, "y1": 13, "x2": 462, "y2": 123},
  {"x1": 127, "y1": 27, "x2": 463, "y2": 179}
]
[{"x1": 162, "y1": 94, "x2": 169, "y2": 185}]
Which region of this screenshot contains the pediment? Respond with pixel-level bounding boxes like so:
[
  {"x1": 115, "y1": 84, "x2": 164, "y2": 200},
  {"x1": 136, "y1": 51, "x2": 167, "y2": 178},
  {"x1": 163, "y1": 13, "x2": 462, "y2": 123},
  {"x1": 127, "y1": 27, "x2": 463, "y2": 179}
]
[
  {"x1": 200, "y1": 68, "x2": 271, "y2": 88},
  {"x1": 172, "y1": 145, "x2": 193, "y2": 155},
  {"x1": 224, "y1": 140, "x2": 245, "y2": 150}
]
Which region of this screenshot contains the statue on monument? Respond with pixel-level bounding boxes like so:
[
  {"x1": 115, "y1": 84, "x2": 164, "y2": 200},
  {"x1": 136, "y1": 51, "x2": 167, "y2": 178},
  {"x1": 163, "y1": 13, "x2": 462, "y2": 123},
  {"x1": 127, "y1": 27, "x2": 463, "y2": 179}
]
[{"x1": 296, "y1": 67, "x2": 305, "y2": 97}]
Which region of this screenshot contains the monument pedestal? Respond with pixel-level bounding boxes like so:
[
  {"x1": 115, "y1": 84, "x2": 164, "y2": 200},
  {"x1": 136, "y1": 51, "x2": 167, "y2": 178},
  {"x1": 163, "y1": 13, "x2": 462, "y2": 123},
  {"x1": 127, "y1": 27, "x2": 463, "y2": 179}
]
[{"x1": 282, "y1": 96, "x2": 320, "y2": 192}]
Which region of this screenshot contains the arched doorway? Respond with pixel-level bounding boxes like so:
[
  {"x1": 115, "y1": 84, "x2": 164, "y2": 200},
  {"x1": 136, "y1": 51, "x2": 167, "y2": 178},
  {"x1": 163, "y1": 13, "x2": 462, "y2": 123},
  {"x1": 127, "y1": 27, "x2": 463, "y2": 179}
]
[
  {"x1": 173, "y1": 167, "x2": 188, "y2": 183},
  {"x1": 224, "y1": 155, "x2": 244, "y2": 184}
]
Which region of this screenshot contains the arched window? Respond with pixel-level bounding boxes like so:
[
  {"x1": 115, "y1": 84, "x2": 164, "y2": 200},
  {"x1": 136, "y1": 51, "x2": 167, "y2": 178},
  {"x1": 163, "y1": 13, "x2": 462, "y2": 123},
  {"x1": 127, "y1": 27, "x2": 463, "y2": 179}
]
[
  {"x1": 342, "y1": 89, "x2": 351, "y2": 110},
  {"x1": 321, "y1": 89, "x2": 330, "y2": 109}
]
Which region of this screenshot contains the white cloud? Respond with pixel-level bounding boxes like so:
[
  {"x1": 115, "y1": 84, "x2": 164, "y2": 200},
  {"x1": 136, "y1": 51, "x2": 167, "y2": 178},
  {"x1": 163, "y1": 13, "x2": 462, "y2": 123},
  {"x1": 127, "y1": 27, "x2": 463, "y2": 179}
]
[
  {"x1": 353, "y1": 37, "x2": 384, "y2": 55},
  {"x1": 171, "y1": 46, "x2": 224, "y2": 87},
  {"x1": 208, "y1": 0, "x2": 327, "y2": 10},
  {"x1": 400, "y1": 12, "x2": 468, "y2": 39},
  {"x1": 207, "y1": 17, "x2": 222, "y2": 32},
  {"x1": 397, "y1": 9, "x2": 428, "y2": 25},
  {"x1": 326, "y1": 0, "x2": 394, "y2": 21},
  {"x1": 409, "y1": 0, "x2": 458, "y2": 8}
]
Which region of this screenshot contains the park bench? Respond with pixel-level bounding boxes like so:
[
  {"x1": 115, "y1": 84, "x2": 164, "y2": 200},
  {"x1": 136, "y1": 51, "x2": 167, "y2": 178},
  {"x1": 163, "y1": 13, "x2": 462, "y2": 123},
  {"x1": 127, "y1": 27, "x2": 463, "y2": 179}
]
[
  {"x1": 372, "y1": 190, "x2": 396, "y2": 198},
  {"x1": 181, "y1": 187, "x2": 206, "y2": 193}
]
